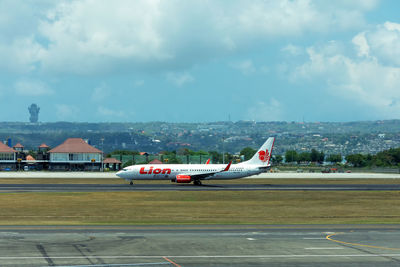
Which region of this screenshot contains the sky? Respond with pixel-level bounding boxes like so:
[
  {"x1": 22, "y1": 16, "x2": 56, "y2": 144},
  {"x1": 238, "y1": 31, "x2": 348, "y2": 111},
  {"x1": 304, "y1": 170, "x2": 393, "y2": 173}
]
[{"x1": 1, "y1": 0, "x2": 400, "y2": 123}]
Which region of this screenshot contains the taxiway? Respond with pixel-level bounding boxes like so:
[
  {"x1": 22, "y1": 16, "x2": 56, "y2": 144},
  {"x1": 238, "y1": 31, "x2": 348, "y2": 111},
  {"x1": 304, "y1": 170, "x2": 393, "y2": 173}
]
[
  {"x1": 1, "y1": 183, "x2": 400, "y2": 193},
  {"x1": 1, "y1": 225, "x2": 400, "y2": 266}
]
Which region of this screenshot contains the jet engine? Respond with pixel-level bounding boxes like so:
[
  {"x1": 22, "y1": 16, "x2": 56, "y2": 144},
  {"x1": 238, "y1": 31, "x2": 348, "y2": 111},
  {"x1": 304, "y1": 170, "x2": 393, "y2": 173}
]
[{"x1": 175, "y1": 175, "x2": 191, "y2": 183}]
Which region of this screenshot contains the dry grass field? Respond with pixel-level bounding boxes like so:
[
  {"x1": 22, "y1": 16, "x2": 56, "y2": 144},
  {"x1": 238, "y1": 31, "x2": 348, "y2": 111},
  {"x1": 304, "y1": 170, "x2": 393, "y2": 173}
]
[{"x1": 0, "y1": 190, "x2": 400, "y2": 225}]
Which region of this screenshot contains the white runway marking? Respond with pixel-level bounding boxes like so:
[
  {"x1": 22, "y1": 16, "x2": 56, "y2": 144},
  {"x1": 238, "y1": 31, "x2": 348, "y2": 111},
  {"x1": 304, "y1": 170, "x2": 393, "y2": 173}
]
[
  {"x1": 305, "y1": 247, "x2": 344, "y2": 250},
  {"x1": 2, "y1": 254, "x2": 400, "y2": 259},
  {"x1": 303, "y1": 238, "x2": 326, "y2": 240},
  {"x1": 54, "y1": 263, "x2": 169, "y2": 267},
  {"x1": 246, "y1": 238, "x2": 256, "y2": 241}
]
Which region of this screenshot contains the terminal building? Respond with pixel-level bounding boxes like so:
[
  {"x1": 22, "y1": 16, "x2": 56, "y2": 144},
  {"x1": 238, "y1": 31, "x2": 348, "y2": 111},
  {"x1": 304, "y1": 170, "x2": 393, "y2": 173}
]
[
  {"x1": 48, "y1": 138, "x2": 103, "y2": 171},
  {"x1": 0, "y1": 138, "x2": 104, "y2": 171},
  {"x1": 0, "y1": 142, "x2": 16, "y2": 170}
]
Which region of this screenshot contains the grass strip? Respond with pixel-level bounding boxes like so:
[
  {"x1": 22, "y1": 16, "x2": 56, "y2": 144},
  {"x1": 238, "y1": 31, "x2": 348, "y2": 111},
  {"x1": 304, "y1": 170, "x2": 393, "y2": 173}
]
[
  {"x1": 1, "y1": 178, "x2": 400, "y2": 185},
  {"x1": 0, "y1": 191, "x2": 400, "y2": 225}
]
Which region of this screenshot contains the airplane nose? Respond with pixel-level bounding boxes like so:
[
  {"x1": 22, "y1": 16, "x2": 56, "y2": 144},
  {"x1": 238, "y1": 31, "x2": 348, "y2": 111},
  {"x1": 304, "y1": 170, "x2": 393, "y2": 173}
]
[{"x1": 116, "y1": 170, "x2": 124, "y2": 178}]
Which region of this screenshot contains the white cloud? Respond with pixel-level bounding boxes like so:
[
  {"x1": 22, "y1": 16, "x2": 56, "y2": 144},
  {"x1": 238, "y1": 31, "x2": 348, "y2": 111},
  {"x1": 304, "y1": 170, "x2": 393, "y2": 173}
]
[
  {"x1": 0, "y1": 1, "x2": 51, "y2": 73},
  {"x1": 0, "y1": 1, "x2": 380, "y2": 75},
  {"x1": 14, "y1": 79, "x2": 53, "y2": 96},
  {"x1": 231, "y1": 60, "x2": 256, "y2": 75},
  {"x1": 55, "y1": 104, "x2": 79, "y2": 120},
  {"x1": 365, "y1": 22, "x2": 400, "y2": 66},
  {"x1": 133, "y1": 80, "x2": 145, "y2": 87},
  {"x1": 0, "y1": 37, "x2": 44, "y2": 73},
  {"x1": 91, "y1": 83, "x2": 110, "y2": 102},
  {"x1": 166, "y1": 71, "x2": 194, "y2": 87},
  {"x1": 97, "y1": 106, "x2": 125, "y2": 118},
  {"x1": 247, "y1": 98, "x2": 283, "y2": 121},
  {"x1": 290, "y1": 22, "x2": 400, "y2": 118},
  {"x1": 281, "y1": 44, "x2": 303, "y2": 56},
  {"x1": 38, "y1": 0, "x2": 170, "y2": 74},
  {"x1": 352, "y1": 32, "x2": 370, "y2": 58}
]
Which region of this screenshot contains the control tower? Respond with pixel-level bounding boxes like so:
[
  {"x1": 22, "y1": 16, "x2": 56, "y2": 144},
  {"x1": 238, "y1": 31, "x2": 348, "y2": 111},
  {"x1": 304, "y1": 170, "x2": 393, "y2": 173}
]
[{"x1": 28, "y1": 104, "x2": 40, "y2": 123}]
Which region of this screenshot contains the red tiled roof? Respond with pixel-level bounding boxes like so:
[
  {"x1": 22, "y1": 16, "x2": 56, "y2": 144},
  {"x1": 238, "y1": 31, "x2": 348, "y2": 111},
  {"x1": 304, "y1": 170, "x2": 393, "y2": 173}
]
[
  {"x1": 39, "y1": 143, "x2": 49, "y2": 148},
  {"x1": 13, "y1": 143, "x2": 24, "y2": 148},
  {"x1": 26, "y1": 155, "x2": 36, "y2": 161},
  {"x1": 0, "y1": 142, "x2": 16, "y2": 153},
  {"x1": 149, "y1": 159, "x2": 163, "y2": 164},
  {"x1": 49, "y1": 138, "x2": 102, "y2": 153},
  {"x1": 103, "y1": 158, "x2": 122, "y2": 164}
]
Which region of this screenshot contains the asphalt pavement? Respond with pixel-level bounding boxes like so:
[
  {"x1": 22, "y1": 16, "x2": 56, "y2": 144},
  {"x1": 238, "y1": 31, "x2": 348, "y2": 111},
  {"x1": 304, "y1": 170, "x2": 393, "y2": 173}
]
[
  {"x1": 1, "y1": 225, "x2": 400, "y2": 266},
  {"x1": 1, "y1": 183, "x2": 400, "y2": 193}
]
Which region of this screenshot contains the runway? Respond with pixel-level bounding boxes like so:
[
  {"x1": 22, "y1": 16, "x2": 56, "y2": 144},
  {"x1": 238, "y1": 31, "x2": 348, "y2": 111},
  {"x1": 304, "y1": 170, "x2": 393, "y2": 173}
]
[
  {"x1": 0, "y1": 171, "x2": 399, "y2": 179},
  {"x1": 1, "y1": 183, "x2": 400, "y2": 193},
  {"x1": 1, "y1": 225, "x2": 400, "y2": 266}
]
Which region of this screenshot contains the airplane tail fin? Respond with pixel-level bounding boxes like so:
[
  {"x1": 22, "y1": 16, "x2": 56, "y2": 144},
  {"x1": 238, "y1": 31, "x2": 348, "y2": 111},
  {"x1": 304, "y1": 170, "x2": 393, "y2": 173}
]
[{"x1": 245, "y1": 137, "x2": 275, "y2": 165}]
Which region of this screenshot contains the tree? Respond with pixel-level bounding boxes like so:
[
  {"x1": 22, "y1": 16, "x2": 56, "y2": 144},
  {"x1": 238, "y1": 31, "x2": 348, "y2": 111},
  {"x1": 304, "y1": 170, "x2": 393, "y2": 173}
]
[
  {"x1": 27, "y1": 150, "x2": 38, "y2": 159},
  {"x1": 311, "y1": 149, "x2": 325, "y2": 163},
  {"x1": 346, "y1": 154, "x2": 367, "y2": 167},
  {"x1": 327, "y1": 154, "x2": 342, "y2": 164},
  {"x1": 108, "y1": 150, "x2": 139, "y2": 157},
  {"x1": 272, "y1": 155, "x2": 283, "y2": 165},
  {"x1": 310, "y1": 149, "x2": 319, "y2": 162},
  {"x1": 208, "y1": 151, "x2": 222, "y2": 164},
  {"x1": 297, "y1": 152, "x2": 311, "y2": 163},
  {"x1": 318, "y1": 151, "x2": 325, "y2": 163},
  {"x1": 240, "y1": 147, "x2": 257, "y2": 161},
  {"x1": 177, "y1": 148, "x2": 191, "y2": 155},
  {"x1": 165, "y1": 154, "x2": 182, "y2": 164},
  {"x1": 374, "y1": 148, "x2": 400, "y2": 166},
  {"x1": 285, "y1": 150, "x2": 298, "y2": 163},
  {"x1": 122, "y1": 160, "x2": 135, "y2": 168}
]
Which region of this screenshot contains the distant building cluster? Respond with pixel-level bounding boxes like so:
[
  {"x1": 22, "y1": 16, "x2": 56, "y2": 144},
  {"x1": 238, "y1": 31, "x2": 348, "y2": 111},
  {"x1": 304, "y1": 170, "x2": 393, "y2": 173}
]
[{"x1": 0, "y1": 138, "x2": 121, "y2": 171}]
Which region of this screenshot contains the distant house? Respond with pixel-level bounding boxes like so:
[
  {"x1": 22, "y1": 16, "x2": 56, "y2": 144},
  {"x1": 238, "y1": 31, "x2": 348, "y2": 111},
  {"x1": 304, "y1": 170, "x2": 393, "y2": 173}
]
[
  {"x1": 48, "y1": 138, "x2": 103, "y2": 171},
  {"x1": 25, "y1": 155, "x2": 37, "y2": 170},
  {"x1": 13, "y1": 143, "x2": 26, "y2": 162},
  {"x1": 103, "y1": 158, "x2": 122, "y2": 171},
  {"x1": 0, "y1": 142, "x2": 16, "y2": 170},
  {"x1": 36, "y1": 143, "x2": 50, "y2": 170},
  {"x1": 149, "y1": 159, "x2": 162, "y2": 164},
  {"x1": 13, "y1": 143, "x2": 24, "y2": 152}
]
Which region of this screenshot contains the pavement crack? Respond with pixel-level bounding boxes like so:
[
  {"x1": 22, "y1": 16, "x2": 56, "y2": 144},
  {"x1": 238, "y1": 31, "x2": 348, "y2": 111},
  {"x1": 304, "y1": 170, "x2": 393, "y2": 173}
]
[
  {"x1": 36, "y1": 244, "x2": 55, "y2": 266},
  {"x1": 340, "y1": 243, "x2": 400, "y2": 263}
]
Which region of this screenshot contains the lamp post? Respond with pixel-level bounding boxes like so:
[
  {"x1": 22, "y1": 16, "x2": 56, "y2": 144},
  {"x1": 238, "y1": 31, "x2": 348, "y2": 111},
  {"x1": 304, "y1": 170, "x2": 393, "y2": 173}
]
[
  {"x1": 222, "y1": 137, "x2": 225, "y2": 164},
  {"x1": 101, "y1": 137, "x2": 104, "y2": 172}
]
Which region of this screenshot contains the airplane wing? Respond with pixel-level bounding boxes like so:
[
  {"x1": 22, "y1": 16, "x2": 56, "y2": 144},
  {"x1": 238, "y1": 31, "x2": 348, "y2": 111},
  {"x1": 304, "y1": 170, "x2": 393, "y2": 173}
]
[{"x1": 180, "y1": 161, "x2": 232, "y2": 180}]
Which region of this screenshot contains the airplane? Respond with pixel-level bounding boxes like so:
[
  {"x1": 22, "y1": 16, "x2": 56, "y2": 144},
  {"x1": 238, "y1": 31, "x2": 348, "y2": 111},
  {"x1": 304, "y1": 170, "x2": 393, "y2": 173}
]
[{"x1": 116, "y1": 137, "x2": 275, "y2": 186}]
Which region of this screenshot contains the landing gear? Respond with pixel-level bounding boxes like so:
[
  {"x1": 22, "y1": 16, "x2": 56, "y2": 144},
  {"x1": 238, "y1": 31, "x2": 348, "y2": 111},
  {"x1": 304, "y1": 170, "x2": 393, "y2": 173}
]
[
  {"x1": 130, "y1": 181, "x2": 133, "y2": 185},
  {"x1": 193, "y1": 180, "x2": 202, "y2": 186}
]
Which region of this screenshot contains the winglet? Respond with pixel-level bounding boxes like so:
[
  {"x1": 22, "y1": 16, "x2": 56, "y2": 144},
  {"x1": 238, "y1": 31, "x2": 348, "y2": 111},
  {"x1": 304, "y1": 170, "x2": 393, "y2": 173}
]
[
  {"x1": 206, "y1": 158, "x2": 210, "y2": 164},
  {"x1": 223, "y1": 161, "x2": 232, "y2": 172}
]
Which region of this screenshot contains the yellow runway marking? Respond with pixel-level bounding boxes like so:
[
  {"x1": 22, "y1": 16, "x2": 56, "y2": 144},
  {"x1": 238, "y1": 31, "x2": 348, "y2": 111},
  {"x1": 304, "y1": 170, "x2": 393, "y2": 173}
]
[
  {"x1": 326, "y1": 233, "x2": 400, "y2": 251},
  {"x1": 163, "y1": 256, "x2": 182, "y2": 267}
]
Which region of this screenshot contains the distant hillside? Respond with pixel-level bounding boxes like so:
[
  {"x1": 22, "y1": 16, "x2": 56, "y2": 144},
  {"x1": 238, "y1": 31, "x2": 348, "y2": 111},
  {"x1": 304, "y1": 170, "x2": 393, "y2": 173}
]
[{"x1": 0, "y1": 120, "x2": 399, "y2": 155}]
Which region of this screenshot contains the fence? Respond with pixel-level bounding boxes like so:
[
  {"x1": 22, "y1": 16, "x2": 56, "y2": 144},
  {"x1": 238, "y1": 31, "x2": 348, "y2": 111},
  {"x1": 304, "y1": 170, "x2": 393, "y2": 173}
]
[{"x1": 111, "y1": 154, "x2": 212, "y2": 166}]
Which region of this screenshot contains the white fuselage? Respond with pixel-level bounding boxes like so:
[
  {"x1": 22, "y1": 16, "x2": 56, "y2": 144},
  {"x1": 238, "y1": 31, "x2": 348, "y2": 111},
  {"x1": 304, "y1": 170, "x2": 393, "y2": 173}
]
[{"x1": 116, "y1": 163, "x2": 263, "y2": 181}]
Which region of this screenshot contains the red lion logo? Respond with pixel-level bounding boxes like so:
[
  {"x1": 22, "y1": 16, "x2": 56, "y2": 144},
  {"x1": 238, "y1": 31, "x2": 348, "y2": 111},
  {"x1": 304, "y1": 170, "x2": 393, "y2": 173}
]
[{"x1": 258, "y1": 149, "x2": 270, "y2": 162}]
